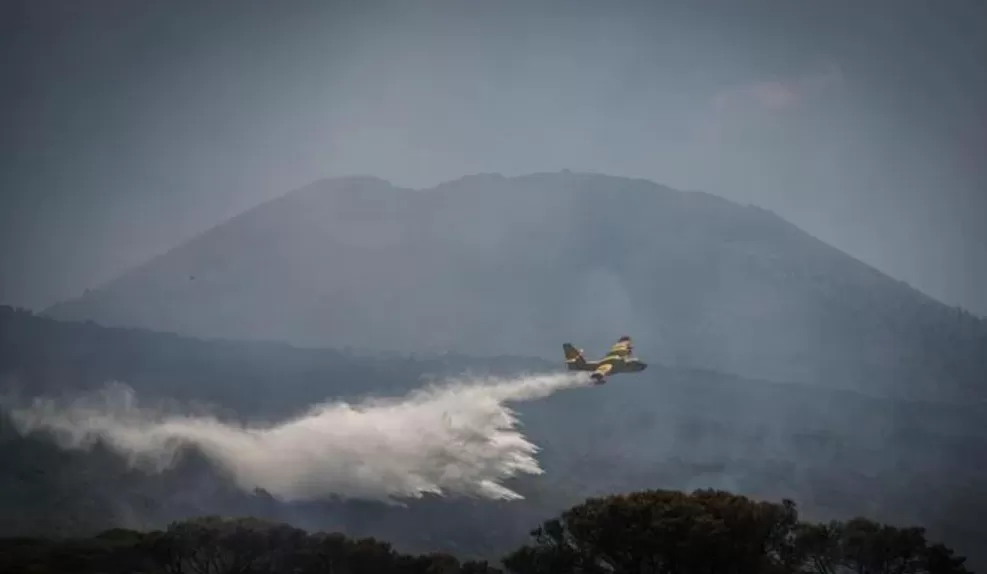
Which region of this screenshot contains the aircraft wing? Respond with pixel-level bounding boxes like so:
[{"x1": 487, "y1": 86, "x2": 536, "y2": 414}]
[{"x1": 606, "y1": 337, "x2": 633, "y2": 358}]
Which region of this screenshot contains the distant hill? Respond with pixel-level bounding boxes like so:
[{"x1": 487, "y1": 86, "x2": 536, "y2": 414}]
[
  {"x1": 2, "y1": 307, "x2": 986, "y2": 566},
  {"x1": 44, "y1": 172, "x2": 986, "y2": 401}
]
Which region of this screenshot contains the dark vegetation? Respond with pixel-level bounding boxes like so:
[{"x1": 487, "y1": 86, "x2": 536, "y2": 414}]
[
  {"x1": 0, "y1": 489, "x2": 970, "y2": 574},
  {"x1": 45, "y1": 172, "x2": 987, "y2": 402},
  {"x1": 1, "y1": 306, "x2": 985, "y2": 570}
]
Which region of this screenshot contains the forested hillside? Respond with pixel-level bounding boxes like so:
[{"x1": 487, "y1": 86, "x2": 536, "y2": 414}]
[
  {"x1": 44, "y1": 172, "x2": 987, "y2": 402},
  {"x1": 2, "y1": 307, "x2": 985, "y2": 568}
]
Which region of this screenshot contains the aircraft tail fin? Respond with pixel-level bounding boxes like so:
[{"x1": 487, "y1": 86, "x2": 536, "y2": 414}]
[{"x1": 562, "y1": 343, "x2": 586, "y2": 366}]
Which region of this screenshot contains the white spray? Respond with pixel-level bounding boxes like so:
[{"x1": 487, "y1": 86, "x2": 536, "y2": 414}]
[{"x1": 3, "y1": 371, "x2": 590, "y2": 502}]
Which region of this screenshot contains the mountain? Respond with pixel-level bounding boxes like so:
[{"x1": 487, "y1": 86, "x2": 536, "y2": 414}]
[
  {"x1": 45, "y1": 172, "x2": 986, "y2": 401},
  {"x1": 2, "y1": 307, "x2": 986, "y2": 567}
]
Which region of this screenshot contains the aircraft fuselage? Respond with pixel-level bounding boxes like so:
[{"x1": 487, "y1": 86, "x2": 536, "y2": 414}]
[{"x1": 568, "y1": 356, "x2": 648, "y2": 374}]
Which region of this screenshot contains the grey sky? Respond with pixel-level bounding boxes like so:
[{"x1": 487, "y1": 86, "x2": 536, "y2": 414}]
[{"x1": 2, "y1": 0, "x2": 985, "y2": 314}]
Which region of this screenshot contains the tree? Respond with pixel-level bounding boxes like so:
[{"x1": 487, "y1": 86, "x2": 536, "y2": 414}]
[
  {"x1": 460, "y1": 560, "x2": 504, "y2": 574},
  {"x1": 792, "y1": 521, "x2": 843, "y2": 574},
  {"x1": 792, "y1": 517, "x2": 971, "y2": 574},
  {"x1": 148, "y1": 515, "x2": 308, "y2": 574},
  {"x1": 503, "y1": 488, "x2": 800, "y2": 574},
  {"x1": 502, "y1": 490, "x2": 971, "y2": 574}
]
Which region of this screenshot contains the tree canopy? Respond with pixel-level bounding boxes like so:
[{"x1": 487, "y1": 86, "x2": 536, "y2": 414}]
[
  {"x1": 503, "y1": 489, "x2": 968, "y2": 574},
  {"x1": 0, "y1": 488, "x2": 968, "y2": 574}
]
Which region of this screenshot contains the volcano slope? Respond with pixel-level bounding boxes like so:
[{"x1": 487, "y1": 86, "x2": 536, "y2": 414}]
[{"x1": 46, "y1": 171, "x2": 986, "y2": 402}]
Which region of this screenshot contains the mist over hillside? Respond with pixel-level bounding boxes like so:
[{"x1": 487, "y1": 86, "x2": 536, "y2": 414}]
[
  {"x1": 45, "y1": 172, "x2": 986, "y2": 402},
  {"x1": 2, "y1": 307, "x2": 985, "y2": 566}
]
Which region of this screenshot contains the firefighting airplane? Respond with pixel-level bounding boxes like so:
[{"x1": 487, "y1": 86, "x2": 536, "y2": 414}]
[{"x1": 562, "y1": 336, "x2": 647, "y2": 385}]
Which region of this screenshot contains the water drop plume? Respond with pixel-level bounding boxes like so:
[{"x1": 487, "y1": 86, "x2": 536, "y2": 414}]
[{"x1": 4, "y1": 371, "x2": 591, "y2": 502}]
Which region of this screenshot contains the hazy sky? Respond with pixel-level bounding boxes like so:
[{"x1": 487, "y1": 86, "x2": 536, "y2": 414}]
[{"x1": 2, "y1": 0, "x2": 985, "y2": 314}]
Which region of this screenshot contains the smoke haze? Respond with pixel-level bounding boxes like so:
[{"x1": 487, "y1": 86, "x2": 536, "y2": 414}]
[
  {"x1": 3, "y1": 372, "x2": 591, "y2": 502},
  {"x1": 1, "y1": 0, "x2": 985, "y2": 316}
]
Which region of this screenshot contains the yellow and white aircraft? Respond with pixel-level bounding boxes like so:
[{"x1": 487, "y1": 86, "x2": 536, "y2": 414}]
[{"x1": 562, "y1": 336, "x2": 647, "y2": 385}]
